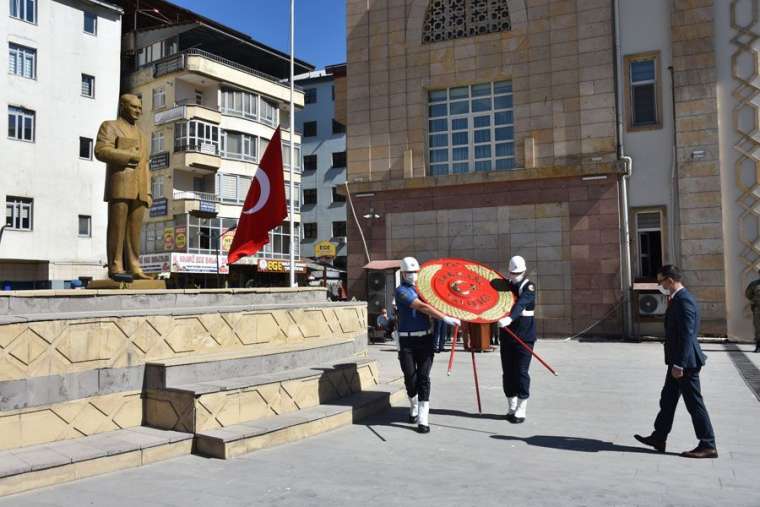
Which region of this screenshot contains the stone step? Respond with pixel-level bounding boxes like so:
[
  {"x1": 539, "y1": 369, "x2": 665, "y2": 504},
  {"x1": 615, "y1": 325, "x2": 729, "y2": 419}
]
[
  {"x1": 194, "y1": 382, "x2": 405, "y2": 459},
  {"x1": 0, "y1": 426, "x2": 192, "y2": 497},
  {"x1": 145, "y1": 359, "x2": 380, "y2": 434},
  {"x1": 145, "y1": 336, "x2": 366, "y2": 389}
]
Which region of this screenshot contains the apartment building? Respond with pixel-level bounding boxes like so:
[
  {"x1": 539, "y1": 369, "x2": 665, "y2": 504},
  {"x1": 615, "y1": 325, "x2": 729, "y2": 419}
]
[{"x1": 1, "y1": 0, "x2": 123, "y2": 289}]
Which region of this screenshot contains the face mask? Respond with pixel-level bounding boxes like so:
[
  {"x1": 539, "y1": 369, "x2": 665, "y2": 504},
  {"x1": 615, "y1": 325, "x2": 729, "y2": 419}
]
[
  {"x1": 509, "y1": 272, "x2": 525, "y2": 283},
  {"x1": 403, "y1": 272, "x2": 418, "y2": 285},
  {"x1": 657, "y1": 284, "x2": 670, "y2": 296}
]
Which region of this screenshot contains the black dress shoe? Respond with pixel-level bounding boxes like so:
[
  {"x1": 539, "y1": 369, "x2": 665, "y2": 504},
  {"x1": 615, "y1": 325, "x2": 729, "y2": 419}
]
[
  {"x1": 512, "y1": 416, "x2": 525, "y2": 424},
  {"x1": 110, "y1": 272, "x2": 134, "y2": 283},
  {"x1": 681, "y1": 446, "x2": 718, "y2": 459},
  {"x1": 417, "y1": 424, "x2": 430, "y2": 434},
  {"x1": 408, "y1": 415, "x2": 417, "y2": 424},
  {"x1": 634, "y1": 433, "x2": 666, "y2": 452},
  {"x1": 506, "y1": 413, "x2": 515, "y2": 422},
  {"x1": 755, "y1": 344, "x2": 760, "y2": 353}
]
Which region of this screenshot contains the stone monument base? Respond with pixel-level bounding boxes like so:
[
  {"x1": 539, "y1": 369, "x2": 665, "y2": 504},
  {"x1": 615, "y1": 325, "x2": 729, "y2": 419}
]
[{"x1": 87, "y1": 279, "x2": 167, "y2": 290}]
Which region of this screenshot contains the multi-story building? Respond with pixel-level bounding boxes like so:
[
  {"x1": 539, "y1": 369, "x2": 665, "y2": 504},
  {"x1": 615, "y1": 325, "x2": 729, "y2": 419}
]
[
  {"x1": 118, "y1": 0, "x2": 313, "y2": 288},
  {"x1": 295, "y1": 65, "x2": 348, "y2": 271},
  {"x1": 342, "y1": 0, "x2": 752, "y2": 340},
  {"x1": 0, "y1": 0, "x2": 123, "y2": 289}
]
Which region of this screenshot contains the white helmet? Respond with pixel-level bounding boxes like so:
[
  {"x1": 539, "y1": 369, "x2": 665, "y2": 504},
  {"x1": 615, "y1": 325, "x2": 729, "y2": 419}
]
[
  {"x1": 400, "y1": 257, "x2": 420, "y2": 272},
  {"x1": 400, "y1": 257, "x2": 420, "y2": 285},
  {"x1": 509, "y1": 255, "x2": 527, "y2": 274}
]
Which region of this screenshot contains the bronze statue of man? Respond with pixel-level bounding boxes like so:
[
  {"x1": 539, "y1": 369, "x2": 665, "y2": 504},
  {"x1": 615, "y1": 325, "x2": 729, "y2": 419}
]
[{"x1": 95, "y1": 94, "x2": 152, "y2": 282}]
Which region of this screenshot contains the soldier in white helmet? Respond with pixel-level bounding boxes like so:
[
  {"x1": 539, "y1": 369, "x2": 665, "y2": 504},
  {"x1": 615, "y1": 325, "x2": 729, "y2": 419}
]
[
  {"x1": 497, "y1": 255, "x2": 537, "y2": 423},
  {"x1": 395, "y1": 256, "x2": 461, "y2": 433}
]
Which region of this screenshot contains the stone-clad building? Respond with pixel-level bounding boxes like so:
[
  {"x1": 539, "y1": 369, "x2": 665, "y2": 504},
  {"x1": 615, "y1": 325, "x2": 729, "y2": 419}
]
[{"x1": 341, "y1": 0, "x2": 754, "y2": 340}]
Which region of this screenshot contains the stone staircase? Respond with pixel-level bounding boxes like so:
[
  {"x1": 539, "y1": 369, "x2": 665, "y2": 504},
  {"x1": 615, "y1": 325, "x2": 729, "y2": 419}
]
[{"x1": 0, "y1": 289, "x2": 402, "y2": 496}]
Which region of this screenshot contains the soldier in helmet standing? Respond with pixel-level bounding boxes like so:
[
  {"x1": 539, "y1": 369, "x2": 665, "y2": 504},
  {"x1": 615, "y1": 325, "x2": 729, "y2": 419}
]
[
  {"x1": 497, "y1": 255, "x2": 537, "y2": 423},
  {"x1": 745, "y1": 270, "x2": 760, "y2": 353},
  {"x1": 395, "y1": 257, "x2": 461, "y2": 433}
]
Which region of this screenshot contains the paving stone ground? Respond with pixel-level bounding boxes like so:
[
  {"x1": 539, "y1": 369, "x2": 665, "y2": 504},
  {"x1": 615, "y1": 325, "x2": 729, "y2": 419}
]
[{"x1": 2, "y1": 341, "x2": 759, "y2": 507}]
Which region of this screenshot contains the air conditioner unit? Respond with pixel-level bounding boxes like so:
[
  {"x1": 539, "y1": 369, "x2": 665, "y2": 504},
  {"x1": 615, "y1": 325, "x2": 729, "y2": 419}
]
[{"x1": 638, "y1": 293, "x2": 667, "y2": 316}]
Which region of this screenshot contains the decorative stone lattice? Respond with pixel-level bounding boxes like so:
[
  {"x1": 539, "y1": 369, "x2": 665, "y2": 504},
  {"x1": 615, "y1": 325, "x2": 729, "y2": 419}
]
[
  {"x1": 732, "y1": 1, "x2": 760, "y2": 296},
  {"x1": 422, "y1": 0, "x2": 511, "y2": 44}
]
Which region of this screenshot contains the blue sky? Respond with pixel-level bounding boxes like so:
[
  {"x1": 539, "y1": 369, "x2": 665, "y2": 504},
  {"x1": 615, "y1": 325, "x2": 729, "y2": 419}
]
[{"x1": 172, "y1": 0, "x2": 346, "y2": 70}]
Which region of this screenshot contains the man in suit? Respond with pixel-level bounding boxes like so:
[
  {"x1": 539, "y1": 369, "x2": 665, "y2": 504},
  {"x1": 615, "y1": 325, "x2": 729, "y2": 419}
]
[
  {"x1": 95, "y1": 94, "x2": 152, "y2": 282},
  {"x1": 744, "y1": 270, "x2": 760, "y2": 353},
  {"x1": 635, "y1": 265, "x2": 718, "y2": 458}
]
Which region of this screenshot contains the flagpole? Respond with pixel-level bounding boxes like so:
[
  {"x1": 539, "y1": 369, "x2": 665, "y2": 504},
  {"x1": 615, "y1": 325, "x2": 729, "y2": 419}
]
[{"x1": 288, "y1": 0, "x2": 296, "y2": 287}]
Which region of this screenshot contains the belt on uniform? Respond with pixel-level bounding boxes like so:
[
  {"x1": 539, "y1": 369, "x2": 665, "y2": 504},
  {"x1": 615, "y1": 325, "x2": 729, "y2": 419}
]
[
  {"x1": 398, "y1": 329, "x2": 432, "y2": 337},
  {"x1": 521, "y1": 310, "x2": 535, "y2": 317}
]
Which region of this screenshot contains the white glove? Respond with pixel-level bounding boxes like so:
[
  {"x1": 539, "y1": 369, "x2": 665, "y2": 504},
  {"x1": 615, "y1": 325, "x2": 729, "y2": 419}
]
[
  {"x1": 442, "y1": 315, "x2": 461, "y2": 327},
  {"x1": 498, "y1": 316, "x2": 513, "y2": 328}
]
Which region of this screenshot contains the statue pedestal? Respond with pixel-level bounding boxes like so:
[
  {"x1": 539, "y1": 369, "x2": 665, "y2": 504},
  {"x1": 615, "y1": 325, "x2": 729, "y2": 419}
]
[{"x1": 87, "y1": 279, "x2": 167, "y2": 290}]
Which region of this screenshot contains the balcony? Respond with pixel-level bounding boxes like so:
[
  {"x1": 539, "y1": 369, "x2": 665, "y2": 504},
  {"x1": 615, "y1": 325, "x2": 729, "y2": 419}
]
[
  {"x1": 153, "y1": 49, "x2": 304, "y2": 106},
  {"x1": 171, "y1": 189, "x2": 219, "y2": 216},
  {"x1": 154, "y1": 103, "x2": 221, "y2": 126},
  {"x1": 173, "y1": 142, "x2": 221, "y2": 172}
]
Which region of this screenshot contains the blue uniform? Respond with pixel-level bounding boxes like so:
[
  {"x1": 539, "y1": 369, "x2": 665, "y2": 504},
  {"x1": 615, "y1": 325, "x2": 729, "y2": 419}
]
[
  {"x1": 499, "y1": 278, "x2": 537, "y2": 399},
  {"x1": 395, "y1": 282, "x2": 434, "y2": 402}
]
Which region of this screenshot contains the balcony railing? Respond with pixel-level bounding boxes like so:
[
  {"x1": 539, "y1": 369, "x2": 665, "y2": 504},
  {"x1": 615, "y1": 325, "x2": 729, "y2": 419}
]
[
  {"x1": 153, "y1": 48, "x2": 303, "y2": 91},
  {"x1": 172, "y1": 189, "x2": 220, "y2": 202},
  {"x1": 174, "y1": 141, "x2": 219, "y2": 156},
  {"x1": 154, "y1": 103, "x2": 221, "y2": 125}
]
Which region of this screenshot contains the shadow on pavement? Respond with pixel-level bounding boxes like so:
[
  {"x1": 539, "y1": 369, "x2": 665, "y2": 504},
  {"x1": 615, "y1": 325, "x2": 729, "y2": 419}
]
[
  {"x1": 490, "y1": 434, "x2": 679, "y2": 456},
  {"x1": 430, "y1": 408, "x2": 505, "y2": 420}
]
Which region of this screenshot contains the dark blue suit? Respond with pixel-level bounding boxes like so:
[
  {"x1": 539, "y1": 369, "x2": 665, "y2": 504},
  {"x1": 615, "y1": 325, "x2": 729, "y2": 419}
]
[
  {"x1": 499, "y1": 278, "x2": 536, "y2": 399},
  {"x1": 653, "y1": 288, "x2": 716, "y2": 448}
]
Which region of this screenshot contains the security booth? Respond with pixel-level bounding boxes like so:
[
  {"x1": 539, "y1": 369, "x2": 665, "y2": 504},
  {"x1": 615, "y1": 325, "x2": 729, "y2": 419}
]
[{"x1": 363, "y1": 260, "x2": 400, "y2": 342}]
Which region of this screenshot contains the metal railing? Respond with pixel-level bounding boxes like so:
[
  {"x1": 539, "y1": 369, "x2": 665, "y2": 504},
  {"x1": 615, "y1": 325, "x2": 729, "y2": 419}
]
[
  {"x1": 172, "y1": 189, "x2": 220, "y2": 202},
  {"x1": 174, "y1": 141, "x2": 219, "y2": 156},
  {"x1": 153, "y1": 48, "x2": 303, "y2": 91}
]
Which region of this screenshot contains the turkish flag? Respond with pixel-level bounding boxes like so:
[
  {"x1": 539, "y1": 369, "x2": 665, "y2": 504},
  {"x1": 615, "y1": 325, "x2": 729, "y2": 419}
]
[{"x1": 227, "y1": 127, "x2": 287, "y2": 264}]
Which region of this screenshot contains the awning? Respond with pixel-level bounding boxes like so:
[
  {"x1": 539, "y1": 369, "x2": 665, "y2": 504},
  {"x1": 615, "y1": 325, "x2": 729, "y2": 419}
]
[{"x1": 362, "y1": 260, "x2": 401, "y2": 271}]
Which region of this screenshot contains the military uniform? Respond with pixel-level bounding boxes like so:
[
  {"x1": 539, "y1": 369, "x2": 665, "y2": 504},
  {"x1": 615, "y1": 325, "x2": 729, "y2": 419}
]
[
  {"x1": 499, "y1": 277, "x2": 536, "y2": 420},
  {"x1": 745, "y1": 277, "x2": 760, "y2": 352},
  {"x1": 396, "y1": 282, "x2": 434, "y2": 405}
]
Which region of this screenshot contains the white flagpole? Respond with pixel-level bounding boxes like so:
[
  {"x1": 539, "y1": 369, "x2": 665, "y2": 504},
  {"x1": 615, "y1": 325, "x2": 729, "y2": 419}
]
[{"x1": 288, "y1": 0, "x2": 296, "y2": 287}]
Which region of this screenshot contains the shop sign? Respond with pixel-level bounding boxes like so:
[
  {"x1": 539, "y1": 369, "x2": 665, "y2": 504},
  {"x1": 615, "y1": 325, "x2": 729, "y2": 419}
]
[
  {"x1": 256, "y1": 259, "x2": 307, "y2": 274},
  {"x1": 313, "y1": 240, "x2": 337, "y2": 258},
  {"x1": 139, "y1": 253, "x2": 171, "y2": 273},
  {"x1": 149, "y1": 198, "x2": 168, "y2": 217},
  {"x1": 175, "y1": 226, "x2": 187, "y2": 250},
  {"x1": 163, "y1": 225, "x2": 175, "y2": 251}
]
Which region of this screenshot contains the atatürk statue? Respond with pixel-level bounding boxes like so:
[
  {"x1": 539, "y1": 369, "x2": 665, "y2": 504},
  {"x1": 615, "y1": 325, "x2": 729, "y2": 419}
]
[{"x1": 95, "y1": 94, "x2": 152, "y2": 282}]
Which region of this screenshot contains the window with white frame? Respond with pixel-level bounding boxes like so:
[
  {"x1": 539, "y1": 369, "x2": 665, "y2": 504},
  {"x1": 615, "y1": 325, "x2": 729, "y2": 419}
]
[
  {"x1": 216, "y1": 173, "x2": 252, "y2": 204},
  {"x1": 221, "y1": 130, "x2": 257, "y2": 161},
  {"x1": 10, "y1": 0, "x2": 35, "y2": 23},
  {"x1": 151, "y1": 175, "x2": 164, "y2": 199},
  {"x1": 8, "y1": 43, "x2": 36, "y2": 79},
  {"x1": 8, "y1": 106, "x2": 35, "y2": 142},
  {"x1": 282, "y1": 142, "x2": 302, "y2": 173},
  {"x1": 151, "y1": 131, "x2": 165, "y2": 154},
  {"x1": 635, "y1": 210, "x2": 664, "y2": 279},
  {"x1": 83, "y1": 11, "x2": 97, "y2": 35},
  {"x1": 136, "y1": 37, "x2": 178, "y2": 68},
  {"x1": 259, "y1": 223, "x2": 299, "y2": 260},
  {"x1": 78, "y1": 215, "x2": 91, "y2": 237},
  {"x1": 427, "y1": 81, "x2": 514, "y2": 175},
  {"x1": 259, "y1": 137, "x2": 269, "y2": 156},
  {"x1": 152, "y1": 87, "x2": 165, "y2": 109},
  {"x1": 220, "y1": 88, "x2": 258, "y2": 119},
  {"x1": 259, "y1": 99, "x2": 277, "y2": 126},
  {"x1": 284, "y1": 181, "x2": 301, "y2": 209},
  {"x1": 79, "y1": 137, "x2": 93, "y2": 159},
  {"x1": 81, "y1": 74, "x2": 95, "y2": 98},
  {"x1": 174, "y1": 120, "x2": 219, "y2": 154},
  {"x1": 5, "y1": 196, "x2": 32, "y2": 230}
]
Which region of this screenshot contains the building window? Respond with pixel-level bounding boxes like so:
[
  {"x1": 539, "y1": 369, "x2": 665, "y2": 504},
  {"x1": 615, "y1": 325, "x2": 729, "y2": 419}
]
[
  {"x1": 10, "y1": 0, "x2": 35, "y2": 23},
  {"x1": 5, "y1": 196, "x2": 32, "y2": 231},
  {"x1": 151, "y1": 131, "x2": 165, "y2": 154},
  {"x1": 220, "y1": 88, "x2": 258, "y2": 120},
  {"x1": 282, "y1": 142, "x2": 302, "y2": 173},
  {"x1": 259, "y1": 98, "x2": 277, "y2": 127},
  {"x1": 8, "y1": 43, "x2": 36, "y2": 79},
  {"x1": 221, "y1": 130, "x2": 257, "y2": 161},
  {"x1": 304, "y1": 88, "x2": 317, "y2": 104},
  {"x1": 303, "y1": 154, "x2": 317, "y2": 171},
  {"x1": 78, "y1": 215, "x2": 91, "y2": 237},
  {"x1": 79, "y1": 137, "x2": 93, "y2": 159},
  {"x1": 303, "y1": 188, "x2": 317, "y2": 205},
  {"x1": 258, "y1": 223, "x2": 300, "y2": 260},
  {"x1": 423, "y1": 0, "x2": 511, "y2": 44},
  {"x1": 427, "y1": 81, "x2": 514, "y2": 175},
  {"x1": 303, "y1": 121, "x2": 317, "y2": 137},
  {"x1": 634, "y1": 210, "x2": 664, "y2": 279},
  {"x1": 625, "y1": 52, "x2": 661, "y2": 130},
  {"x1": 8, "y1": 106, "x2": 35, "y2": 142},
  {"x1": 285, "y1": 181, "x2": 301, "y2": 209},
  {"x1": 332, "y1": 221, "x2": 346, "y2": 238},
  {"x1": 152, "y1": 87, "x2": 166, "y2": 109},
  {"x1": 331, "y1": 85, "x2": 335, "y2": 101},
  {"x1": 136, "y1": 37, "x2": 178, "y2": 68},
  {"x1": 174, "y1": 120, "x2": 219, "y2": 154},
  {"x1": 216, "y1": 173, "x2": 252, "y2": 204},
  {"x1": 303, "y1": 222, "x2": 317, "y2": 240},
  {"x1": 151, "y1": 175, "x2": 164, "y2": 199},
  {"x1": 332, "y1": 119, "x2": 346, "y2": 135},
  {"x1": 81, "y1": 74, "x2": 95, "y2": 98},
  {"x1": 83, "y1": 11, "x2": 97, "y2": 35},
  {"x1": 332, "y1": 151, "x2": 346, "y2": 168},
  {"x1": 331, "y1": 187, "x2": 346, "y2": 204}
]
